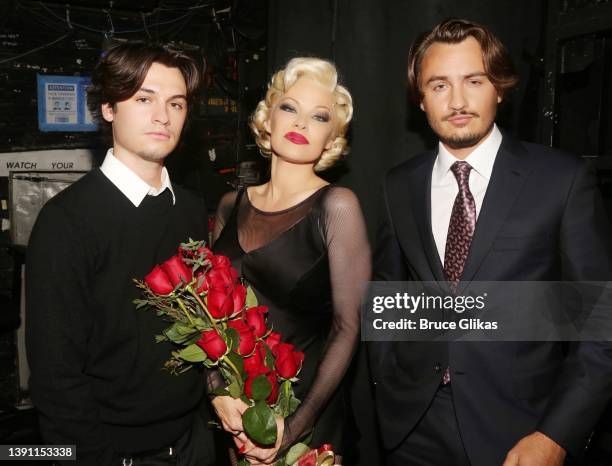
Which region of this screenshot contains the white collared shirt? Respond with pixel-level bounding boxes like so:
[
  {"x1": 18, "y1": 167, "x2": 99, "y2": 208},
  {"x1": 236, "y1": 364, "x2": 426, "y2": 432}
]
[
  {"x1": 431, "y1": 124, "x2": 502, "y2": 265},
  {"x1": 100, "y1": 149, "x2": 175, "y2": 207}
]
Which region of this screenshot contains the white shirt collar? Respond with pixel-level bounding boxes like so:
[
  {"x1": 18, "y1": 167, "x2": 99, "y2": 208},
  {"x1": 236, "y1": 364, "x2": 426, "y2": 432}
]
[
  {"x1": 99, "y1": 149, "x2": 175, "y2": 207},
  {"x1": 434, "y1": 124, "x2": 502, "y2": 182}
]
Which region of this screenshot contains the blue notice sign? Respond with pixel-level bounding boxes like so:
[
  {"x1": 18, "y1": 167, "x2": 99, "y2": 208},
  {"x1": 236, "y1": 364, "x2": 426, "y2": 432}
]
[{"x1": 37, "y1": 75, "x2": 97, "y2": 132}]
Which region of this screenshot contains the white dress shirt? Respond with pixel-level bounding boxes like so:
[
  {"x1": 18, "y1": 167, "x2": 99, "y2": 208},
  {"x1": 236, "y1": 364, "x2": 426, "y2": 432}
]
[
  {"x1": 100, "y1": 149, "x2": 175, "y2": 207},
  {"x1": 431, "y1": 124, "x2": 502, "y2": 265}
]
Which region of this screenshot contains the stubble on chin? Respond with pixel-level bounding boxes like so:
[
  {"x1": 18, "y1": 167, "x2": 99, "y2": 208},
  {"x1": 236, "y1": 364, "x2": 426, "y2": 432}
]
[
  {"x1": 136, "y1": 146, "x2": 174, "y2": 163},
  {"x1": 437, "y1": 122, "x2": 494, "y2": 150}
]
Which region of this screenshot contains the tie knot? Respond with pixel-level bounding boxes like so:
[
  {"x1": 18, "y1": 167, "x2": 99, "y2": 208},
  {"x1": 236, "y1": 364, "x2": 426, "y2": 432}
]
[{"x1": 450, "y1": 161, "x2": 472, "y2": 186}]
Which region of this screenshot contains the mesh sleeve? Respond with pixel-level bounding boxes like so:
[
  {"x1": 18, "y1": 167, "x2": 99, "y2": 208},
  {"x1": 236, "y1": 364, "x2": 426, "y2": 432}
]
[
  {"x1": 212, "y1": 190, "x2": 238, "y2": 245},
  {"x1": 280, "y1": 187, "x2": 371, "y2": 452}
]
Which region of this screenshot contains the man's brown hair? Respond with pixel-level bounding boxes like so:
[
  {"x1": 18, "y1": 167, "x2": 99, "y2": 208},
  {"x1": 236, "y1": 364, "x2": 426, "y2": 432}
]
[
  {"x1": 407, "y1": 18, "x2": 518, "y2": 103},
  {"x1": 87, "y1": 41, "x2": 201, "y2": 126}
]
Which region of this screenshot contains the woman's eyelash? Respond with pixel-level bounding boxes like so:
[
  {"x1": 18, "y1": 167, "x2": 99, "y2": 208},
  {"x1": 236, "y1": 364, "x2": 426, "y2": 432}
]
[
  {"x1": 279, "y1": 103, "x2": 329, "y2": 122},
  {"x1": 280, "y1": 103, "x2": 295, "y2": 112}
]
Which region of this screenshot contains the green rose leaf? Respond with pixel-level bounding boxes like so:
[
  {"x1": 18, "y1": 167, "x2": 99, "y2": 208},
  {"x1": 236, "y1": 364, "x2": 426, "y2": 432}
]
[
  {"x1": 243, "y1": 401, "x2": 277, "y2": 446},
  {"x1": 164, "y1": 323, "x2": 197, "y2": 344},
  {"x1": 133, "y1": 299, "x2": 149, "y2": 309},
  {"x1": 184, "y1": 333, "x2": 201, "y2": 345},
  {"x1": 176, "y1": 323, "x2": 195, "y2": 334},
  {"x1": 196, "y1": 274, "x2": 206, "y2": 292},
  {"x1": 209, "y1": 387, "x2": 230, "y2": 397},
  {"x1": 177, "y1": 343, "x2": 207, "y2": 362},
  {"x1": 274, "y1": 380, "x2": 290, "y2": 417},
  {"x1": 274, "y1": 380, "x2": 300, "y2": 417},
  {"x1": 226, "y1": 328, "x2": 240, "y2": 351},
  {"x1": 285, "y1": 443, "x2": 311, "y2": 465},
  {"x1": 246, "y1": 286, "x2": 258, "y2": 307},
  {"x1": 264, "y1": 344, "x2": 275, "y2": 370},
  {"x1": 163, "y1": 323, "x2": 182, "y2": 342},
  {"x1": 227, "y1": 379, "x2": 242, "y2": 399},
  {"x1": 192, "y1": 317, "x2": 209, "y2": 330},
  {"x1": 226, "y1": 350, "x2": 245, "y2": 375},
  {"x1": 288, "y1": 389, "x2": 301, "y2": 414},
  {"x1": 251, "y1": 374, "x2": 272, "y2": 402}
]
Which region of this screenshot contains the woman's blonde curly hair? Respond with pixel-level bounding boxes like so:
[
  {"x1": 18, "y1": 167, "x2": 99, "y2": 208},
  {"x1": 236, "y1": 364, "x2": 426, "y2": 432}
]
[{"x1": 250, "y1": 57, "x2": 353, "y2": 172}]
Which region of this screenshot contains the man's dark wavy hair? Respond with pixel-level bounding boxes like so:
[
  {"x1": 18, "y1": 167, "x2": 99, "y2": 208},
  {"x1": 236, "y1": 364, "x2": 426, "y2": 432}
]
[
  {"x1": 407, "y1": 18, "x2": 518, "y2": 103},
  {"x1": 87, "y1": 42, "x2": 201, "y2": 128}
]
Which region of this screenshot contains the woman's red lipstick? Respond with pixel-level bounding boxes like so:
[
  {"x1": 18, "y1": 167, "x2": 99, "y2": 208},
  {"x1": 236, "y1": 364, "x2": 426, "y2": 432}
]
[{"x1": 284, "y1": 132, "x2": 309, "y2": 145}]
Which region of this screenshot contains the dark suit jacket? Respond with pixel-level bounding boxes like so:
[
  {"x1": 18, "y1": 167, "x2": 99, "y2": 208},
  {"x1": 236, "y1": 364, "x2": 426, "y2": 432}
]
[{"x1": 370, "y1": 135, "x2": 612, "y2": 465}]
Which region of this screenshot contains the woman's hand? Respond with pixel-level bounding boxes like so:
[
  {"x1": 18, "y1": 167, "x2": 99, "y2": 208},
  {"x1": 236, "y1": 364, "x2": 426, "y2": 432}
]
[
  {"x1": 211, "y1": 395, "x2": 251, "y2": 448},
  {"x1": 243, "y1": 416, "x2": 285, "y2": 465}
]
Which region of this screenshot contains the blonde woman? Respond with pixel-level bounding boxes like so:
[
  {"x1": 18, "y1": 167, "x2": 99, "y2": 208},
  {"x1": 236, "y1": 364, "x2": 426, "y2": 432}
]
[{"x1": 211, "y1": 57, "x2": 371, "y2": 465}]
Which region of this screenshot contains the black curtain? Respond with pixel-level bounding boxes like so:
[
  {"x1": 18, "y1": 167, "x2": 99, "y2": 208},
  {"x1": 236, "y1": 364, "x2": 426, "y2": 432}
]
[{"x1": 268, "y1": 0, "x2": 546, "y2": 238}]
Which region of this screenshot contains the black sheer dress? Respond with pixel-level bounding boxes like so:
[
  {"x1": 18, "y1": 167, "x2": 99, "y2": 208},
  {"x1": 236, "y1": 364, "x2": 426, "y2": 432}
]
[{"x1": 212, "y1": 185, "x2": 371, "y2": 455}]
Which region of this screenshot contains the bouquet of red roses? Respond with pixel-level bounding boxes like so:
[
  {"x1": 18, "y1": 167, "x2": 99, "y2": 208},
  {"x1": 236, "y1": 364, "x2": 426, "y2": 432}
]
[{"x1": 134, "y1": 239, "x2": 318, "y2": 465}]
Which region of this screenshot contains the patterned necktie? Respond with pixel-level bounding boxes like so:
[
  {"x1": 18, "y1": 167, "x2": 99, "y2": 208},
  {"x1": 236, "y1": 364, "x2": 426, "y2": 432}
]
[
  {"x1": 443, "y1": 161, "x2": 476, "y2": 285},
  {"x1": 442, "y1": 161, "x2": 476, "y2": 384}
]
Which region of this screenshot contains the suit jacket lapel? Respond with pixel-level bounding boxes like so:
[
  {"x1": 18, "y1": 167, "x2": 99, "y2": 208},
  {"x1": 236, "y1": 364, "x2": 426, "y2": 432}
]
[
  {"x1": 406, "y1": 152, "x2": 446, "y2": 282},
  {"x1": 460, "y1": 136, "x2": 532, "y2": 283}
]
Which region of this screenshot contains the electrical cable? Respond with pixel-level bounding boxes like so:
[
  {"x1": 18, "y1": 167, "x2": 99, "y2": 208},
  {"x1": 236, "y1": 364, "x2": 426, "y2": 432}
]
[
  {"x1": 14, "y1": 2, "x2": 69, "y2": 34},
  {"x1": 36, "y1": 1, "x2": 197, "y2": 35},
  {"x1": 65, "y1": 4, "x2": 73, "y2": 30},
  {"x1": 158, "y1": 2, "x2": 217, "y2": 12},
  {"x1": 0, "y1": 31, "x2": 71, "y2": 64},
  {"x1": 141, "y1": 12, "x2": 151, "y2": 39},
  {"x1": 104, "y1": 9, "x2": 115, "y2": 36},
  {"x1": 34, "y1": 2, "x2": 107, "y2": 34},
  {"x1": 1, "y1": 1, "x2": 229, "y2": 66}
]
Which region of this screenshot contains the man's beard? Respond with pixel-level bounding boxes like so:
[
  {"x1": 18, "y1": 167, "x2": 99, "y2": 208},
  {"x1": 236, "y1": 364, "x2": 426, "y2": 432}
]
[
  {"x1": 436, "y1": 113, "x2": 493, "y2": 150},
  {"x1": 440, "y1": 129, "x2": 490, "y2": 150},
  {"x1": 136, "y1": 147, "x2": 171, "y2": 163}
]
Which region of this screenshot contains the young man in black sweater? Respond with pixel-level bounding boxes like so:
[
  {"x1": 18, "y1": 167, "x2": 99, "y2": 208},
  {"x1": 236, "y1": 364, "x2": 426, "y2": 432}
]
[{"x1": 26, "y1": 43, "x2": 215, "y2": 465}]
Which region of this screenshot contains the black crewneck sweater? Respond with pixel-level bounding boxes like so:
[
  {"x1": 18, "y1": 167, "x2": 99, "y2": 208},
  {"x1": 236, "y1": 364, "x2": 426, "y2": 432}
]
[{"x1": 26, "y1": 169, "x2": 208, "y2": 464}]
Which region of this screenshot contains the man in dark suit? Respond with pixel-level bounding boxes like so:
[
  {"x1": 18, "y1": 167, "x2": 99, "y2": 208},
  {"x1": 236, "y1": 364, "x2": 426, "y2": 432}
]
[{"x1": 371, "y1": 18, "x2": 612, "y2": 466}]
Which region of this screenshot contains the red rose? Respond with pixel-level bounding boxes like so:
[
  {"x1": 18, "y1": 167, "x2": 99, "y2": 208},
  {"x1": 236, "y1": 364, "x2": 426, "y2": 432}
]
[
  {"x1": 144, "y1": 265, "x2": 174, "y2": 295},
  {"x1": 198, "y1": 246, "x2": 213, "y2": 259},
  {"x1": 196, "y1": 267, "x2": 234, "y2": 295},
  {"x1": 210, "y1": 255, "x2": 231, "y2": 269},
  {"x1": 245, "y1": 306, "x2": 268, "y2": 338},
  {"x1": 209, "y1": 255, "x2": 239, "y2": 282},
  {"x1": 273, "y1": 343, "x2": 304, "y2": 379},
  {"x1": 244, "y1": 368, "x2": 279, "y2": 405},
  {"x1": 265, "y1": 332, "x2": 282, "y2": 352},
  {"x1": 232, "y1": 284, "x2": 247, "y2": 313},
  {"x1": 227, "y1": 319, "x2": 256, "y2": 356},
  {"x1": 207, "y1": 268, "x2": 235, "y2": 292},
  {"x1": 196, "y1": 330, "x2": 227, "y2": 361},
  {"x1": 243, "y1": 342, "x2": 267, "y2": 374},
  {"x1": 160, "y1": 255, "x2": 192, "y2": 287},
  {"x1": 207, "y1": 287, "x2": 234, "y2": 319},
  {"x1": 266, "y1": 371, "x2": 280, "y2": 404}
]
